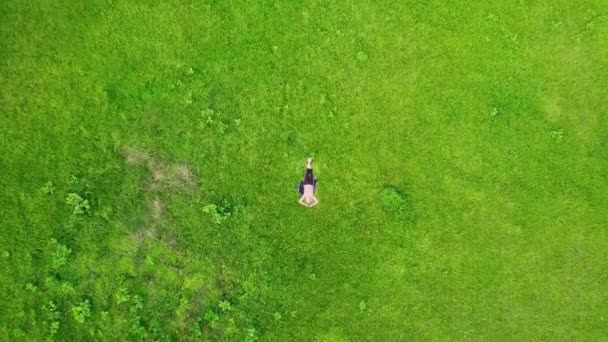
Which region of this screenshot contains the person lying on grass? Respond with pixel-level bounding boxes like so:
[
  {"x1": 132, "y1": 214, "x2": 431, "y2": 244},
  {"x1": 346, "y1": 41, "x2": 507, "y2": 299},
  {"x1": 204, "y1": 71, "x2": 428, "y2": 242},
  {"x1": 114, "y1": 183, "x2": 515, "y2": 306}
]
[{"x1": 298, "y1": 157, "x2": 318, "y2": 207}]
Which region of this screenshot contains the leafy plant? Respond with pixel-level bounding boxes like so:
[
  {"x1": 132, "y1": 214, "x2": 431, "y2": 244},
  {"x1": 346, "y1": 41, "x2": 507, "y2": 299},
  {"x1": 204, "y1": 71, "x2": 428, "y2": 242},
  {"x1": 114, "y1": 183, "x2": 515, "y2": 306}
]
[
  {"x1": 130, "y1": 294, "x2": 144, "y2": 314},
  {"x1": 66, "y1": 193, "x2": 90, "y2": 215},
  {"x1": 357, "y1": 51, "x2": 369, "y2": 62},
  {"x1": 191, "y1": 320, "x2": 202, "y2": 338},
  {"x1": 200, "y1": 108, "x2": 231, "y2": 134},
  {"x1": 245, "y1": 327, "x2": 259, "y2": 342},
  {"x1": 204, "y1": 310, "x2": 220, "y2": 328},
  {"x1": 42, "y1": 300, "x2": 61, "y2": 342},
  {"x1": 42, "y1": 300, "x2": 60, "y2": 321},
  {"x1": 11, "y1": 328, "x2": 25, "y2": 339},
  {"x1": 203, "y1": 199, "x2": 243, "y2": 224},
  {"x1": 219, "y1": 300, "x2": 232, "y2": 312},
  {"x1": 60, "y1": 282, "x2": 77, "y2": 297},
  {"x1": 550, "y1": 128, "x2": 564, "y2": 140},
  {"x1": 71, "y1": 299, "x2": 91, "y2": 324},
  {"x1": 47, "y1": 321, "x2": 60, "y2": 342},
  {"x1": 67, "y1": 175, "x2": 90, "y2": 194},
  {"x1": 128, "y1": 295, "x2": 146, "y2": 340},
  {"x1": 115, "y1": 277, "x2": 130, "y2": 305},
  {"x1": 203, "y1": 204, "x2": 223, "y2": 224},
  {"x1": 68, "y1": 175, "x2": 80, "y2": 187},
  {"x1": 42, "y1": 181, "x2": 56, "y2": 195},
  {"x1": 201, "y1": 108, "x2": 215, "y2": 124},
  {"x1": 51, "y1": 239, "x2": 72, "y2": 270},
  {"x1": 359, "y1": 300, "x2": 367, "y2": 313}
]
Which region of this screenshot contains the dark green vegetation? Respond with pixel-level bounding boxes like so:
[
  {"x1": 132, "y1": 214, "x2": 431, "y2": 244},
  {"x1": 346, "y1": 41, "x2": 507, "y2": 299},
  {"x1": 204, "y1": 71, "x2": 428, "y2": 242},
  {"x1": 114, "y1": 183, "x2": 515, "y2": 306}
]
[{"x1": 1, "y1": 1, "x2": 607, "y2": 340}]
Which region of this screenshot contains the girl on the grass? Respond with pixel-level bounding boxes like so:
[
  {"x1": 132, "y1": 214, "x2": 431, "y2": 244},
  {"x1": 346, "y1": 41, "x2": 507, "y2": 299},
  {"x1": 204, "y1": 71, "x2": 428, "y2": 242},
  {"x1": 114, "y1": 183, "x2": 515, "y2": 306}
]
[{"x1": 297, "y1": 157, "x2": 318, "y2": 207}]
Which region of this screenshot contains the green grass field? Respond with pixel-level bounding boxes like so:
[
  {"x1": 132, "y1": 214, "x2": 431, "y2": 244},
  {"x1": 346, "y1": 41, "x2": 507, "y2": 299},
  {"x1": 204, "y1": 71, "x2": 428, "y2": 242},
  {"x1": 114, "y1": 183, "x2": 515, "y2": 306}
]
[{"x1": 1, "y1": 1, "x2": 607, "y2": 340}]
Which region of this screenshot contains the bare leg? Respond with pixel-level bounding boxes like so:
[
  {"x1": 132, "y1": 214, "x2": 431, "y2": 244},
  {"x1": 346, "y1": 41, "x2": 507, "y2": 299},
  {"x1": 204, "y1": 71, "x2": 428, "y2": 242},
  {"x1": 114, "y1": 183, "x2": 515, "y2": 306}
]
[{"x1": 304, "y1": 158, "x2": 314, "y2": 185}]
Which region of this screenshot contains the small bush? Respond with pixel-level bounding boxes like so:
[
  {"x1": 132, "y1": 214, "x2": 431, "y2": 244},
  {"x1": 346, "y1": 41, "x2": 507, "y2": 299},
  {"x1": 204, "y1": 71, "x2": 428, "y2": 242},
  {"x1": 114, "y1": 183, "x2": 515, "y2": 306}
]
[
  {"x1": 204, "y1": 310, "x2": 220, "y2": 328},
  {"x1": 71, "y1": 299, "x2": 91, "y2": 324},
  {"x1": 191, "y1": 321, "x2": 202, "y2": 338},
  {"x1": 41, "y1": 300, "x2": 61, "y2": 342},
  {"x1": 203, "y1": 199, "x2": 243, "y2": 225},
  {"x1": 47, "y1": 321, "x2": 60, "y2": 342},
  {"x1": 42, "y1": 300, "x2": 60, "y2": 321},
  {"x1": 50, "y1": 239, "x2": 72, "y2": 270},
  {"x1": 359, "y1": 300, "x2": 367, "y2": 313},
  {"x1": 219, "y1": 300, "x2": 232, "y2": 312},
  {"x1": 42, "y1": 181, "x2": 56, "y2": 195},
  {"x1": 66, "y1": 193, "x2": 90, "y2": 215},
  {"x1": 245, "y1": 327, "x2": 258, "y2": 342},
  {"x1": 202, "y1": 204, "x2": 223, "y2": 224}
]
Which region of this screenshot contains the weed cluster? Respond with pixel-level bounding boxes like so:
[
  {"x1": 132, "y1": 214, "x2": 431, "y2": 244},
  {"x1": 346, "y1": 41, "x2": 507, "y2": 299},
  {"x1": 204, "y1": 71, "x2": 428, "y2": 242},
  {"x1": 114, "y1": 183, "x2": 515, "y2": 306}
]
[
  {"x1": 203, "y1": 199, "x2": 244, "y2": 225},
  {"x1": 381, "y1": 186, "x2": 416, "y2": 224}
]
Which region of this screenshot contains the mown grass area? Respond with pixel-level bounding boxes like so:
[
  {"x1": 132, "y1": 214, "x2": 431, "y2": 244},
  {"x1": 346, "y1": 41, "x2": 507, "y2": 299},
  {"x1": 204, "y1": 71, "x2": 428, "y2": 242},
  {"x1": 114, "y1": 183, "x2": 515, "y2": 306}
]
[{"x1": 1, "y1": 1, "x2": 607, "y2": 340}]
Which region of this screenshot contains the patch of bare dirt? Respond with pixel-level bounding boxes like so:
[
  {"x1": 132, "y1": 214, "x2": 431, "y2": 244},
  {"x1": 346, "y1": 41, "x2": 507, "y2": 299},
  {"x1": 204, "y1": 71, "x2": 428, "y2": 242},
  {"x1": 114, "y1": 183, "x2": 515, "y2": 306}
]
[
  {"x1": 122, "y1": 148, "x2": 150, "y2": 166},
  {"x1": 147, "y1": 160, "x2": 168, "y2": 192},
  {"x1": 542, "y1": 93, "x2": 601, "y2": 143},
  {"x1": 173, "y1": 164, "x2": 197, "y2": 189},
  {"x1": 121, "y1": 148, "x2": 200, "y2": 244},
  {"x1": 151, "y1": 197, "x2": 165, "y2": 221},
  {"x1": 537, "y1": 36, "x2": 602, "y2": 144},
  {"x1": 130, "y1": 227, "x2": 158, "y2": 244}
]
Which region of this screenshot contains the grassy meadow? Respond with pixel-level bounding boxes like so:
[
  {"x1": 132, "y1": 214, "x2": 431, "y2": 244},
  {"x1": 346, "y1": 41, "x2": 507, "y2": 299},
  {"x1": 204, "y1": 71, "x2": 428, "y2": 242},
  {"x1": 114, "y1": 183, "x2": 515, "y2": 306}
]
[{"x1": 1, "y1": 1, "x2": 607, "y2": 340}]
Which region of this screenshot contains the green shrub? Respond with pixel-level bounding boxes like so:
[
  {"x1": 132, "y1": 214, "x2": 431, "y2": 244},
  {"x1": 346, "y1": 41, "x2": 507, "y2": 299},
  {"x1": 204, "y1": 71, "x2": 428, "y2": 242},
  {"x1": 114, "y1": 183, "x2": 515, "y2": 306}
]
[
  {"x1": 50, "y1": 240, "x2": 71, "y2": 270},
  {"x1": 42, "y1": 301, "x2": 61, "y2": 342},
  {"x1": 204, "y1": 310, "x2": 220, "y2": 328},
  {"x1": 46, "y1": 321, "x2": 60, "y2": 342},
  {"x1": 359, "y1": 300, "x2": 367, "y2": 313},
  {"x1": 116, "y1": 285, "x2": 130, "y2": 305},
  {"x1": 65, "y1": 193, "x2": 90, "y2": 215},
  {"x1": 71, "y1": 299, "x2": 91, "y2": 324},
  {"x1": 42, "y1": 181, "x2": 56, "y2": 195},
  {"x1": 203, "y1": 199, "x2": 244, "y2": 224},
  {"x1": 219, "y1": 300, "x2": 232, "y2": 312},
  {"x1": 191, "y1": 321, "x2": 202, "y2": 338},
  {"x1": 42, "y1": 300, "x2": 60, "y2": 321},
  {"x1": 202, "y1": 204, "x2": 223, "y2": 224},
  {"x1": 245, "y1": 327, "x2": 258, "y2": 342},
  {"x1": 128, "y1": 295, "x2": 146, "y2": 340}
]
